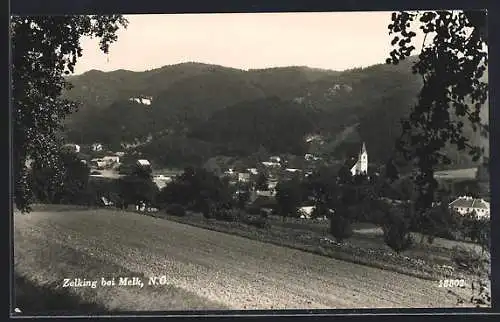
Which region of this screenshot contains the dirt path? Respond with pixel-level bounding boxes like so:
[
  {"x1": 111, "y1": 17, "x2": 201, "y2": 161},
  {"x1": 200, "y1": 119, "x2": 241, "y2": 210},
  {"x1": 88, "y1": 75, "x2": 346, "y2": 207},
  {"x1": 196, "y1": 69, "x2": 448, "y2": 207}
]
[{"x1": 14, "y1": 209, "x2": 472, "y2": 310}]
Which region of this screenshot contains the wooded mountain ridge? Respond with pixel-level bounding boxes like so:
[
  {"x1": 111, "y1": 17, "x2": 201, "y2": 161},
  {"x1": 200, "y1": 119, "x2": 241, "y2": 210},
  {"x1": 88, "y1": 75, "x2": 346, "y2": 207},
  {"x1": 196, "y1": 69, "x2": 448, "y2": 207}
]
[{"x1": 62, "y1": 58, "x2": 488, "y2": 169}]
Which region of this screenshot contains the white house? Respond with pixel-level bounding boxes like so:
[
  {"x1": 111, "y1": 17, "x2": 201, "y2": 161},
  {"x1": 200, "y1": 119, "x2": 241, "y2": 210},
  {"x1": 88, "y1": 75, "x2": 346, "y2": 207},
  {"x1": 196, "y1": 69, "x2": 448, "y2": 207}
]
[
  {"x1": 238, "y1": 172, "x2": 250, "y2": 182},
  {"x1": 262, "y1": 161, "x2": 280, "y2": 167},
  {"x1": 129, "y1": 96, "x2": 153, "y2": 106},
  {"x1": 136, "y1": 159, "x2": 151, "y2": 167},
  {"x1": 153, "y1": 174, "x2": 172, "y2": 189},
  {"x1": 269, "y1": 156, "x2": 281, "y2": 163},
  {"x1": 91, "y1": 143, "x2": 103, "y2": 152},
  {"x1": 247, "y1": 168, "x2": 259, "y2": 175},
  {"x1": 102, "y1": 155, "x2": 120, "y2": 165},
  {"x1": 449, "y1": 196, "x2": 490, "y2": 219},
  {"x1": 298, "y1": 206, "x2": 331, "y2": 220},
  {"x1": 350, "y1": 142, "x2": 368, "y2": 176},
  {"x1": 298, "y1": 206, "x2": 315, "y2": 219}
]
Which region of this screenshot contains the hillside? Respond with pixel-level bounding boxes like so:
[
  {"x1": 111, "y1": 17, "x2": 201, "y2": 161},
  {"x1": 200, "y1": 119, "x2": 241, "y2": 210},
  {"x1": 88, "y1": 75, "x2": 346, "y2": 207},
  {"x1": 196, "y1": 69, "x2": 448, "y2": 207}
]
[{"x1": 62, "y1": 58, "x2": 489, "y2": 169}]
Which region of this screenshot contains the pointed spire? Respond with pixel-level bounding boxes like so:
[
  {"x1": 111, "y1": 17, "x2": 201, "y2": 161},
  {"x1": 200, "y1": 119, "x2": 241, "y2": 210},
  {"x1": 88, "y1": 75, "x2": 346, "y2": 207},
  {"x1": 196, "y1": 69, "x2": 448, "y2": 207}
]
[{"x1": 361, "y1": 142, "x2": 367, "y2": 154}]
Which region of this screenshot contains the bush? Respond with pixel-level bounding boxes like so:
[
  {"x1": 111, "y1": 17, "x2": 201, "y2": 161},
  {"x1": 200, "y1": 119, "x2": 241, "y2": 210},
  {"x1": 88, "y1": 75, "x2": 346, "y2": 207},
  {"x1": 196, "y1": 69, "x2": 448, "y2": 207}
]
[
  {"x1": 215, "y1": 208, "x2": 241, "y2": 222},
  {"x1": 329, "y1": 210, "x2": 353, "y2": 243},
  {"x1": 451, "y1": 246, "x2": 489, "y2": 275},
  {"x1": 165, "y1": 204, "x2": 186, "y2": 217},
  {"x1": 382, "y1": 208, "x2": 413, "y2": 253},
  {"x1": 242, "y1": 215, "x2": 270, "y2": 229}
]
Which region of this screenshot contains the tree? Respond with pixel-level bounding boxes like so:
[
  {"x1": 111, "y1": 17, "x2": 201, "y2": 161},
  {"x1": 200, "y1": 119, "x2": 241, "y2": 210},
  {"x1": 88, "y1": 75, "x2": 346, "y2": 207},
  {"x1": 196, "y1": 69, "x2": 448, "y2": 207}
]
[
  {"x1": 329, "y1": 207, "x2": 354, "y2": 243},
  {"x1": 303, "y1": 168, "x2": 338, "y2": 218},
  {"x1": 382, "y1": 206, "x2": 414, "y2": 253},
  {"x1": 275, "y1": 178, "x2": 302, "y2": 221},
  {"x1": 387, "y1": 10, "x2": 488, "y2": 240},
  {"x1": 118, "y1": 170, "x2": 158, "y2": 210},
  {"x1": 255, "y1": 173, "x2": 269, "y2": 191},
  {"x1": 30, "y1": 150, "x2": 90, "y2": 205},
  {"x1": 12, "y1": 15, "x2": 128, "y2": 212},
  {"x1": 157, "y1": 167, "x2": 232, "y2": 214},
  {"x1": 235, "y1": 181, "x2": 251, "y2": 209}
]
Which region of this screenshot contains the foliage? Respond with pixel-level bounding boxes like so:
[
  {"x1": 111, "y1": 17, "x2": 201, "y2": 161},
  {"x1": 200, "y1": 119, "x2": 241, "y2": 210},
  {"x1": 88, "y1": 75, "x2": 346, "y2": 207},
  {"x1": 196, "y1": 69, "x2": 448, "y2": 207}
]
[
  {"x1": 117, "y1": 167, "x2": 158, "y2": 208},
  {"x1": 275, "y1": 178, "x2": 303, "y2": 220},
  {"x1": 451, "y1": 246, "x2": 488, "y2": 275},
  {"x1": 382, "y1": 206, "x2": 414, "y2": 253},
  {"x1": 157, "y1": 167, "x2": 233, "y2": 213},
  {"x1": 165, "y1": 204, "x2": 186, "y2": 217},
  {"x1": 242, "y1": 215, "x2": 270, "y2": 229},
  {"x1": 11, "y1": 15, "x2": 128, "y2": 212},
  {"x1": 189, "y1": 97, "x2": 316, "y2": 156},
  {"x1": 30, "y1": 151, "x2": 90, "y2": 205},
  {"x1": 255, "y1": 173, "x2": 269, "y2": 191},
  {"x1": 461, "y1": 212, "x2": 490, "y2": 251},
  {"x1": 387, "y1": 10, "x2": 488, "y2": 217},
  {"x1": 329, "y1": 207, "x2": 353, "y2": 243},
  {"x1": 214, "y1": 208, "x2": 242, "y2": 222},
  {"x1": 235, "y1": 182, "x2": 251, "y2": 209}
]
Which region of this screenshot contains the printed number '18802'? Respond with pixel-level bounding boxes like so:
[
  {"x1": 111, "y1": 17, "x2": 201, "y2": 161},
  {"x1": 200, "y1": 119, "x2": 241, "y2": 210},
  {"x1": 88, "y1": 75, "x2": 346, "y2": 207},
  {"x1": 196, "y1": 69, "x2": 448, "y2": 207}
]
[{"x1": 439, "y1": 279, "x2": 466, "y2": 287}]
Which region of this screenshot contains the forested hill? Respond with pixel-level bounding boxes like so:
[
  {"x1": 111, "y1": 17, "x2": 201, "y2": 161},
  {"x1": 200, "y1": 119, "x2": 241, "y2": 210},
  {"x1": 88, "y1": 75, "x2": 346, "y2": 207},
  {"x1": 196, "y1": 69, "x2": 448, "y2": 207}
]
[{"x1": 62, "y1": 58, "x2": 489, "y2": 168}]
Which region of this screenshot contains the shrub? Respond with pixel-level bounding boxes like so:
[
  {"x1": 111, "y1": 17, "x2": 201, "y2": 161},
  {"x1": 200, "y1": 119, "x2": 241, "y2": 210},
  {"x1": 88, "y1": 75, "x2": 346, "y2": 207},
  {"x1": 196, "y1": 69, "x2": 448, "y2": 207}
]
[
  {"x1": 215, "y1": 208, "x2": 241, "y2": 222},
  {"x1": 451, "y1": 246, "x2": 489, "y2": 275},
  {"x1": 165, "y1": 204, "x2": 186, "y2": 217},
  {"x1": 382, "y1": 208, "x2": 413, "y2": 253},
  {"x1": 242, "y1": 215, "x2": 270, "y2": 229},
  {"x1": 329, "y1": 209, "x2": 353, "y2": 243},
  {"x1": 246, "y1": 206, "x2": 262, "y2": 216}
]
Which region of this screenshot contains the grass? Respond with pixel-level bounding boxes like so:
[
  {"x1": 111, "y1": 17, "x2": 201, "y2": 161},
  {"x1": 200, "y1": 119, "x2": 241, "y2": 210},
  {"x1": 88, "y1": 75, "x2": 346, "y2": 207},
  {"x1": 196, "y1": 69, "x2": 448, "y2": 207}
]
[
  {"x1": 14, "y1": 220, "x2": 228, "y2": 315},
  {"x1": 146, "y1": 210, "x2": 488, "y2": 282}
]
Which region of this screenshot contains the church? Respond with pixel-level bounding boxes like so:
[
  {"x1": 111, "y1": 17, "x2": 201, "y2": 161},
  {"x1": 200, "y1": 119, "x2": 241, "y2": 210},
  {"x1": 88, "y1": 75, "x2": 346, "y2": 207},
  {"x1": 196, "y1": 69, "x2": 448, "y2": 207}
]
[{"x1": 349, "y1": 142, "x2": 368, "y2": 176}]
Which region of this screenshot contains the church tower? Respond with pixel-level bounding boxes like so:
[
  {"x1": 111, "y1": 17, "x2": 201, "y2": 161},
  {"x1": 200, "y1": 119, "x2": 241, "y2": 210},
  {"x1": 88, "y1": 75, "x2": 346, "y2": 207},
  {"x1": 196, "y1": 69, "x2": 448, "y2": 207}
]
[{"x1": 360, "y1": 142, "x2": 368, "y2": 174}]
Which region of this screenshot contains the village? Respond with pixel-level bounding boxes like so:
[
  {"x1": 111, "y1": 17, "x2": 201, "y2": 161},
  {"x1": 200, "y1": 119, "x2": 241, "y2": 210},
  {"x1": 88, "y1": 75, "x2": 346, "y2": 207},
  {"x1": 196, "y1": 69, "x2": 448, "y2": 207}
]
[{"x1": 58, "y1": 140, "x2": 491, "y2": 221}]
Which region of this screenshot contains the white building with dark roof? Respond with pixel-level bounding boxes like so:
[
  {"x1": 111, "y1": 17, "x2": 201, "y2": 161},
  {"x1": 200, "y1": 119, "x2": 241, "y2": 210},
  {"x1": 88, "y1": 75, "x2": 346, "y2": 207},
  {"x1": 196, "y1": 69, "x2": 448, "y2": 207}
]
[
  {"x1": 350, "y1": 142, "x2": 368, "y2": 176},
  {"x1": 449, "y1": 196, "x2": 490, "y2": 219},
  {"x1": 136, "y1": 159, "x2": 151, "y2": 167}
]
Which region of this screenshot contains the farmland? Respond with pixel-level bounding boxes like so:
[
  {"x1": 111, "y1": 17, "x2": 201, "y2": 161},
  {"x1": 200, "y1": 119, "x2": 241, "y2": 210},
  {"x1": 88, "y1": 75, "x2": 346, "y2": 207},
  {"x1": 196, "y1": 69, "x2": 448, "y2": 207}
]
[{"x1": 14, "y1": 207, "x2": 478, "y2": 312}]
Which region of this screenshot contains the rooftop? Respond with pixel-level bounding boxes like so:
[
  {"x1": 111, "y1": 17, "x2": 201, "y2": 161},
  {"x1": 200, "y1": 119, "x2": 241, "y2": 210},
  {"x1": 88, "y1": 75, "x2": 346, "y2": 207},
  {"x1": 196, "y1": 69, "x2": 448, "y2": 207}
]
[{"x1": 449, "y1": 196, "x2": 490, "y2": 209}]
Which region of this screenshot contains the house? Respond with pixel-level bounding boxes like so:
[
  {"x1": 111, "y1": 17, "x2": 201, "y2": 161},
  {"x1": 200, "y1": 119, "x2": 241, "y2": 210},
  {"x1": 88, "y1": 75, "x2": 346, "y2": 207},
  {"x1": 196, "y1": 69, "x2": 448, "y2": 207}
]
[
  {"x1": 115, "y1": 151, "x2": 125, "y2": 157},
  {"x1": 101, "y1": 196, "x2": 114, "y2": 207},
  {"x1": 262, "y1": 161, "x2": 281, "y2": 167},
  {"x1": 136, "y1": 159, "x2": 151, "y2": 167},
  {"x1": 298, "y1": 206, "x2": 315, "y2": 219},
  {"x1": 153, "y1": 174, "x2": 172, "y2": 190},
  {"x1": 238, "y1": 172, "x2": 250, "y2": 182},
  {"x1": 62, "y1": 143, "x2": 80, "y2": 153},
  {"x1": 269, "y1": 156, "x2": 281, "y2": 163},
  {"x1": 247, "y1": 168, "x2": 259, "y2": 175},
  {"x1": 349, "y1": 142, "x2": 368, "y2": 176},
  {"x1": 91, "y1": 143, "x2": 103, "y2": 152},
  {"x1": 102, "y1": 155, "x2": 120, "y2": 165},
  {"x1": 129, "y1": 96, "x2": 153, "y2": 106},
  {"x1": 298, "y1": 206, "x2": 332, "y2": 220},
  {"x1": 449, "y1": 196, "x2": 490, "y2": 219},
  {"x1": 90, "y1": 158, "x2": 107, "y2": 168},
  {"x1": 304, "y1": 153, "x2": 321, "y2": 161}
]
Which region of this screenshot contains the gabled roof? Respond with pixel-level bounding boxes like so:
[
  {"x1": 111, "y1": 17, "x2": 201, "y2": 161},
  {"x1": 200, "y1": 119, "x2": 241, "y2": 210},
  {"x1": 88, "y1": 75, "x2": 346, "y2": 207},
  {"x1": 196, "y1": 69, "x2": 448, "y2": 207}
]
[
  {"x1": 137, "y1": 159, "x2": 151, "y2": 166},
  {"x1": 449, "y1": 196, "x2": 490, "y2": 209}
]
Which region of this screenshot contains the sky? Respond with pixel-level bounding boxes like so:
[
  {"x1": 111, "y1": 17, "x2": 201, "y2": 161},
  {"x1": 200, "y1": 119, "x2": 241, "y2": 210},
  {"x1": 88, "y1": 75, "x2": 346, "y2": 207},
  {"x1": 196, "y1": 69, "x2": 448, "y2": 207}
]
[{"x1": 73, "y1": 12, "x2": 426, "y2": 75}]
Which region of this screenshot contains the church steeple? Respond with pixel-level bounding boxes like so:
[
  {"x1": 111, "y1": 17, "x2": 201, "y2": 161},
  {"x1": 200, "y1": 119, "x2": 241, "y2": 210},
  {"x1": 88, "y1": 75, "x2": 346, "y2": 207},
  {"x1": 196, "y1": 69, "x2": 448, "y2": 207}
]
[{"x1": 361, "y1": 142, "x2": 367, "y2": 155}]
